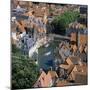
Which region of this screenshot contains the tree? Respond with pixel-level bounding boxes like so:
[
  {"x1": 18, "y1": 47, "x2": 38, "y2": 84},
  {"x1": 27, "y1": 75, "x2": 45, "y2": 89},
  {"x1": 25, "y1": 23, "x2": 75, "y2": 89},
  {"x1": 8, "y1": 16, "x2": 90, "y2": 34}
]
[
  {"x1": 51, "y1": 11, "x2": 79, "y2": 35},
  {"x1": 12, "y1": 45, "x2": 39, "y2": 89}
]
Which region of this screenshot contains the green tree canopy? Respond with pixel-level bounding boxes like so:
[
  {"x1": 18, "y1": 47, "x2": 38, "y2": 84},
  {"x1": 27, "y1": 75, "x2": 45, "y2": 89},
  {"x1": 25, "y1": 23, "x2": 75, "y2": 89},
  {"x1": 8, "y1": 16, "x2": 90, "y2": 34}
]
[
  {"x1": 51, "y1": 11, "x2": 80, "y2": 35},
  {"x1": 12, "y1": 45, "x2": 39, "y2": 89}
]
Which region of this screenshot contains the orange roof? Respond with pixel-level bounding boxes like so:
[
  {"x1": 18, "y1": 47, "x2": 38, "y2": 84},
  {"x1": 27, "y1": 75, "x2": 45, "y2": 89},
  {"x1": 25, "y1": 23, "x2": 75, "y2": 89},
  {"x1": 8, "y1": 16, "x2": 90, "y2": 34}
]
[
  {"x1": 60, "y1": 64, "x2": 71, "y2": 70},
  {"x1": 47, "y1": 71, "x2": 58, "y2": 78},
  {"x1": 66, "y1": 56, "x2": 81, "y2": 65},
  {"x1": 73, "y1": 64, "x2": 87, "y2": 73},
  {"x1": 34, "y1": 70, "x2": 58, "y2": 88},
  {"x1": 56, "y1": 80, "x2": 68, "y2": 87},
  {"x1": 15, "y1": 20, "x2": 26, "y2": 32}
]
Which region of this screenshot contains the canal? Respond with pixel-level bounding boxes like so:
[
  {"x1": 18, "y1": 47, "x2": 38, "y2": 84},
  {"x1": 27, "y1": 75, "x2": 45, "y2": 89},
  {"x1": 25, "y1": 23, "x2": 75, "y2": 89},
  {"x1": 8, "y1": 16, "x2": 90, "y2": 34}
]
[{"x1": 37, "y1": 39, "x2": 62, "y2": 71}]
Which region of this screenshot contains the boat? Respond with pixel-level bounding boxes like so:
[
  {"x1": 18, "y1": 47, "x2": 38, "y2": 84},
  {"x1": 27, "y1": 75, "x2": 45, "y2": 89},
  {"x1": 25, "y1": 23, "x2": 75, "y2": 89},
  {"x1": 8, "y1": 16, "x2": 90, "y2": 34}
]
[{"x1": 44, "y1": 51, "x2": 51, "y2": 56}]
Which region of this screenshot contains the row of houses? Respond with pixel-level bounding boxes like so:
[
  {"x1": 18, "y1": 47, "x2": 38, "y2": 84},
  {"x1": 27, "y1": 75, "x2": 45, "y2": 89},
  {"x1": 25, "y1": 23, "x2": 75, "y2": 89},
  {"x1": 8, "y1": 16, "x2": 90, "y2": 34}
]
[
  {"x1": 33, "y1": 55, "x2": 87, "y2": 88},
  {"x1": 12, "y1": 0, "x2": 80, "y2": 17}
]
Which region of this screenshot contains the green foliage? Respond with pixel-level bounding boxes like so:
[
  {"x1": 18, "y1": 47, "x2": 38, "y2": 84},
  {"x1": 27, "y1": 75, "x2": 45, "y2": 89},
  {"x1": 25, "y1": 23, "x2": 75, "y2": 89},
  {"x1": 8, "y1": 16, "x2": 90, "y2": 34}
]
[
  {"x1": 12, "y1": 44, "x2": 20, "y2": 54},
  {"x1": 12, "y1": 45, "x2": 39, "y2": 89},
  {"x1": 51, "y1": 11, "x2": 79, "y2": 35}
]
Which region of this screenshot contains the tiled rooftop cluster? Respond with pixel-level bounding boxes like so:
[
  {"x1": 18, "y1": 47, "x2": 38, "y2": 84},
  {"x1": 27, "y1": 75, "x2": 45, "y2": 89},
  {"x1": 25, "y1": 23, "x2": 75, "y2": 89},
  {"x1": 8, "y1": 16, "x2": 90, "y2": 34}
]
[{"x1": 11, "y1": 0, "x2": 88, "y2": 88}]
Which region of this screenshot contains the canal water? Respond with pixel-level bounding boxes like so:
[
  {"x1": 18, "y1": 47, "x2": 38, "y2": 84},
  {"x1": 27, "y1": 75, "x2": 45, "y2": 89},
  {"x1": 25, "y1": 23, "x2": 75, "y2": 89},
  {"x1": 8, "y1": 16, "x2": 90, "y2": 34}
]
[{"x1": 38, "y1": 40, "x2": 61, "y2": 71}]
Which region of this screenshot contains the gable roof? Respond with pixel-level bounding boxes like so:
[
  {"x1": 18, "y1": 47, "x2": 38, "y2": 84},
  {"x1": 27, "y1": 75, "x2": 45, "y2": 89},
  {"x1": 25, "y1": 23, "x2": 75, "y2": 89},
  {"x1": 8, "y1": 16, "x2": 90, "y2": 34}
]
[
  {"x1": 47, "y1": 71, "x2": 58, "y2": 78},
  {"x1": 66, "y1": 56, "x2": 81, "y2": 65}
]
